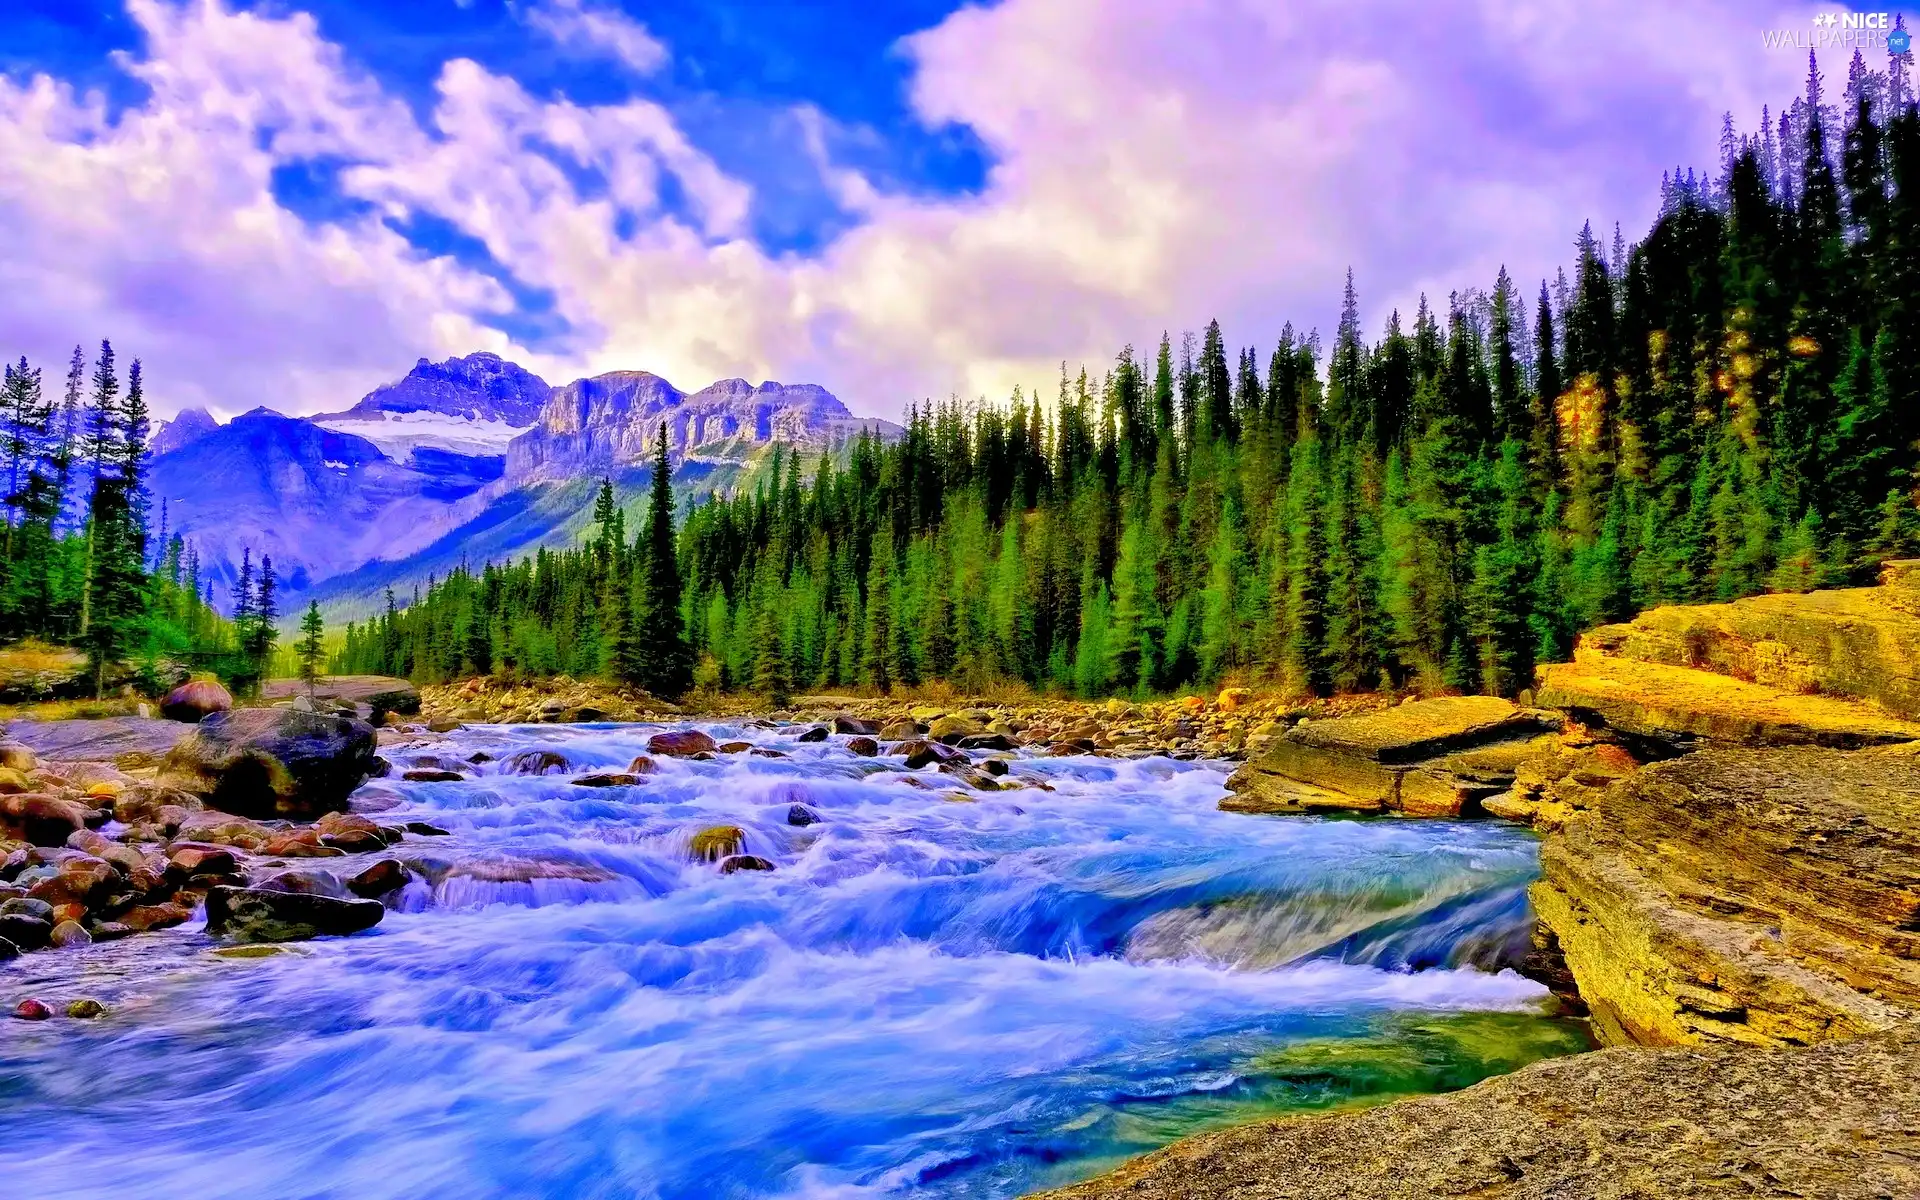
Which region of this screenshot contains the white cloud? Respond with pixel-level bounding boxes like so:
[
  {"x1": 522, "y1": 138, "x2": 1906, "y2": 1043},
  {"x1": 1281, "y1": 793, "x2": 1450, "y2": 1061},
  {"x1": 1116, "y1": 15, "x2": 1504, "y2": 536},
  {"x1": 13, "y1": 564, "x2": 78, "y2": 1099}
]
[
  {"x1": 0, "y1": 0, "x2": 1809, "y2": 422},
  {"x1": 518, "y1": 0, "x2": 668, "y2": 76}
]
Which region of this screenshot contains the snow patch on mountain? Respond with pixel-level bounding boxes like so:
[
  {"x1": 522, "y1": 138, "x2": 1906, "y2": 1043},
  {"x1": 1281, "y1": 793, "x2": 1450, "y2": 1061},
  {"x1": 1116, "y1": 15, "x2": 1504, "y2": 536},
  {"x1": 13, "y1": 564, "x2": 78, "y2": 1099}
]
[{"x1": 315, "y1": 410, "x2": 533, "y2": 460}]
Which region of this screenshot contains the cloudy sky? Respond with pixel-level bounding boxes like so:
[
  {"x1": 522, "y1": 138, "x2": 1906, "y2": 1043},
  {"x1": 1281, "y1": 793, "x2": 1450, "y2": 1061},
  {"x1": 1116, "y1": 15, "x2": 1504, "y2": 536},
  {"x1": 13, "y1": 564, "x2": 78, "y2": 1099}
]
[{"x1": 0, "y1": 0, "x2": 1825, "y2": 420}]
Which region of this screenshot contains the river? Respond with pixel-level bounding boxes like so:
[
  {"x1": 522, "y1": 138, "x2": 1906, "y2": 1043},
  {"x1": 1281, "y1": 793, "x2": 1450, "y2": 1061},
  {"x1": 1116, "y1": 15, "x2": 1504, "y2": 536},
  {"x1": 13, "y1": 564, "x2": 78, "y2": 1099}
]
[{"x1": 0, "y1": 720, "x2": 1586, "y2": 1198}]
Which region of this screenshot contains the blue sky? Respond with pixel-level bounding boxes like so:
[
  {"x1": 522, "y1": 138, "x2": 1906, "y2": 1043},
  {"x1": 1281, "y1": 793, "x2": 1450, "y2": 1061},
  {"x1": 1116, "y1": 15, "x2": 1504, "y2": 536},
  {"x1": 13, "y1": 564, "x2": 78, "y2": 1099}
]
[{"x1": 0, "y1": 1, "x2": 1840, "y2": 418}]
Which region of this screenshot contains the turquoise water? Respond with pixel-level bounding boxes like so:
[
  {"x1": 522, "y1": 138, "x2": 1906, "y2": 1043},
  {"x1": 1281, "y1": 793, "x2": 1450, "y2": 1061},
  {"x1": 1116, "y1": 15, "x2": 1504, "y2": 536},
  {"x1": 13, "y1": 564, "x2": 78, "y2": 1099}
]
[{"x1": 0, "y1": 721, "x2": 1580, "y2": 1198}]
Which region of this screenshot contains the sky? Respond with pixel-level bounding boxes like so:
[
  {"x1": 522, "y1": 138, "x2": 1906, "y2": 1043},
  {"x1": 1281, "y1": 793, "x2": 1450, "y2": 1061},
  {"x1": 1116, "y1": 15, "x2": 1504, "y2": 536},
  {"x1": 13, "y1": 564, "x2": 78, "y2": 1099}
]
[{"x1": 0, "y1": 0, "x2": 1842, "y2": 421}]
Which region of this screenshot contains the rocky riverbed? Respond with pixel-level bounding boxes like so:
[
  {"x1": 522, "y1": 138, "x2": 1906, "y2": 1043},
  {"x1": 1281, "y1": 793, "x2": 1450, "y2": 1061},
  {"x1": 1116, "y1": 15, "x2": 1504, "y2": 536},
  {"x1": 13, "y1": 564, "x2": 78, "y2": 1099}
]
[{"x1": 0, "y1": 713, "x2": 1579, "y2": 1198}]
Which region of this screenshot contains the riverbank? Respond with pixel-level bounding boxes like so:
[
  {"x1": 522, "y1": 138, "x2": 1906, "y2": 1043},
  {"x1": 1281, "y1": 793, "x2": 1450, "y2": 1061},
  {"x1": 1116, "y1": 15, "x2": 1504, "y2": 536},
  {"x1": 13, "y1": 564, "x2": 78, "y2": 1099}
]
[{"x1": 1041, "y1": 560, "x2": 1920, "y2": 1197}]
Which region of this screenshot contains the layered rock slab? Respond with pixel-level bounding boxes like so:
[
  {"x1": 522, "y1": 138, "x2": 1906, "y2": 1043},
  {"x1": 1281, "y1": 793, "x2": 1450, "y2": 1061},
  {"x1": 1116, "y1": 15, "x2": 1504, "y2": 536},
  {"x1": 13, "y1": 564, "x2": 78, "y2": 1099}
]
[
  {"x1": 4, "y1": 716, "x2": 194, "y2": 768},
  {"x1": 1578, "y1": 558, "x2": 1920, "y2": 721},
  {"x1": 1529, "y1": 745, "x2": 1920, "y2": 1047},
  {"x1": 1535, "y1": 649, "x2": 1920, "y2": 750},
  {"x1": 1035, "y1": 1025, "x2": 1920, "y2": 1200},
  {"x1": 1224, "y1": 697, "x2": 1558, "y2": 816}
]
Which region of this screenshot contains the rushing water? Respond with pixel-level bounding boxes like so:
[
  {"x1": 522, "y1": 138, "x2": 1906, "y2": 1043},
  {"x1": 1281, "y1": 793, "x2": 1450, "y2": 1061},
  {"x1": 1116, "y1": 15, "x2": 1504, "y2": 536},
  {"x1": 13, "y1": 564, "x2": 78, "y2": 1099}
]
[{"x1": 0, "y1": 721, "x2": 1585, "y2": 1199}]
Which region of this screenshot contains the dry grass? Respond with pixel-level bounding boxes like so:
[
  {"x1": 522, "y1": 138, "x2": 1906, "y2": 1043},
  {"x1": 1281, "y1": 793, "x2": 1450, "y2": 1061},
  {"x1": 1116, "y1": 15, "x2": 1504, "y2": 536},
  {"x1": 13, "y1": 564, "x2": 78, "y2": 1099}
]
[
  {"x1": 0, "y1": 639, "x2": 86, "y2": 673},
  {"x1": 0, "y1": 697, "x2": 141, "y2": 723}
]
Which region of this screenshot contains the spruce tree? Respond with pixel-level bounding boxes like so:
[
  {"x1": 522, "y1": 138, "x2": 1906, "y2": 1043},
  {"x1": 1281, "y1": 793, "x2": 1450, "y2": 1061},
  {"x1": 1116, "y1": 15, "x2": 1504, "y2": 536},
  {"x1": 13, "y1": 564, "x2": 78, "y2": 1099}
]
[
  {"x1": 297, "y1": 600, "x2": 326, "y2": 695},
  {"x1": 635, "y1": 424, "x2": 693, "y2": 699}
]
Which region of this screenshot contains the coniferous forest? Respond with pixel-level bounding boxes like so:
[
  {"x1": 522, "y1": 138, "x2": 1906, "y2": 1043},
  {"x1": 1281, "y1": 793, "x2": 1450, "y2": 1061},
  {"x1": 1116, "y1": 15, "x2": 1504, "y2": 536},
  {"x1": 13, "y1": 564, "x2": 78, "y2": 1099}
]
[
  {"x1": 324, "y1": 55, "x2": 1915, "y2": 702},
  {"x1": 0, "y1": 341, "x2": 236, "y2": 694}
]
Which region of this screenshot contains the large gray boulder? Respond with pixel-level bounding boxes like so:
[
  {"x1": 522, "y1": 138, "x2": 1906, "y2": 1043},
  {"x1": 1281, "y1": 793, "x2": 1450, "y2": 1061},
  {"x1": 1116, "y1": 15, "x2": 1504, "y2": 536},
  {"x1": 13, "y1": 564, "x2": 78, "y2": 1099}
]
[
  {"x1": 158, "y1": 707, "x2": 378, "y2": 819},
  {"x1": 204, "y1": 886, "x2": 384, "y2": 943}
]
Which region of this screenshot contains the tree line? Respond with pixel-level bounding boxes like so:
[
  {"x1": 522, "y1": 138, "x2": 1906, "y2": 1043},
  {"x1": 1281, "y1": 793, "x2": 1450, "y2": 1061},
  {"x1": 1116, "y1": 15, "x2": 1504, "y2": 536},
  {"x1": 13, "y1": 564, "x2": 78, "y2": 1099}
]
[
  {"x1": 336, "y1": 50, "x2": 1920, "y2": 702},
  {"x1": 0, "y1": 341, "x2": 246, "y2": 693}
]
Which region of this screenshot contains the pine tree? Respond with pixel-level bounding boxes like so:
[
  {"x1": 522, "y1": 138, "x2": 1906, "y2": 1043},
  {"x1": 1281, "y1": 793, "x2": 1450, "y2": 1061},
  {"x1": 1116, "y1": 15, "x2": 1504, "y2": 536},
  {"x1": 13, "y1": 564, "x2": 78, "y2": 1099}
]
[
  {"x1": 297, "y1": 600, "x2": 326, "y2": 695},
  {"x1": 633, "y1": 424, "x2": 694, "y2": 699}
]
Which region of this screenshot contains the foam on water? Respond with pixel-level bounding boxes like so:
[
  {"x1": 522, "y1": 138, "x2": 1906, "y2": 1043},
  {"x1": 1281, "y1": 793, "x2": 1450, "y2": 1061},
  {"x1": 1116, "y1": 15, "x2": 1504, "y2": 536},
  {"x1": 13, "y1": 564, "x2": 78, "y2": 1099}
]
[{"x1": 0, "y1": 721, "x2": 1582, "y2": 1198}]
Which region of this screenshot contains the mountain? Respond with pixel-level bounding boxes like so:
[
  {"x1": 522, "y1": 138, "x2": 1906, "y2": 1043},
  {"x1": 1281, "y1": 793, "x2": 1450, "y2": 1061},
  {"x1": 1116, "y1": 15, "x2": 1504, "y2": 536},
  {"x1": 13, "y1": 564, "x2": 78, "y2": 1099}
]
[
  {"x1": 150, "y1": 408, "x2": 502, "y2": 601},
  {"x1": 507, "y1": 373, "x2": 898, "y2": 484},
  {"x1": 149, "y1": 355, "x2": 901, "y2": 616},
  {"x1": 314, "y1": 351, "x2": 551, "y2": 459},
  {"x1": 151, "y1": 406, "x2": 217, "y2": 456}
]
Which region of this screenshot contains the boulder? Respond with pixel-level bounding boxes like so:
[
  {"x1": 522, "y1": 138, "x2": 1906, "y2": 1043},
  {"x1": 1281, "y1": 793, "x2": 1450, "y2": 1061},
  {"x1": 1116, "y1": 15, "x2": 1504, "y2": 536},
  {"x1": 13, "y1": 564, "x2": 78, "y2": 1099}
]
[
  {"x1": 114, "y1": 901, "x2": 192, "y2": 932},
  {"x1": 928, "y1": 715, "x2": 980, "y2": 743},
  {"x1": 893, "y1": 739, "x2": 965, "y2": 770},
  {"x1": 402, "y1": 769, "x2": 465, "y2": 782},
  {"x1": 570, "y1": 773, "x2": 639, "y2": 787},
  {"x1": 688, "y1": 825, "x2": 745, "y2": 862},
  {"x1": 1531, "y1": 747, "x2": 1920, "y2": 1048},
  {"x1": 0, "y1": 794, "x2": 97, "y2": 846},
  {"x1": 347, "y1": 859, "x2": 408, "y2": 899},
  {"x1": 158, "y1": 707, "x2": 378, "y2": 820},
  {"x1": 1535, "y1": 651, "x2": 1920, "y2": 751},
  {"x1": 255, "y1": 868, "x2": 350, "y2": 898},
  {"x1": 845, "y1": 737, "x2": 879, "y2": 757},
  {"x1": 0, "y1": 913, "x2": 51, "y2": 950},
  {"x1": 648, "y1": 730, "x2": 718, "y2": 757},
  {"x1": 204, "y1": 885, "x2": 384, "y2": 943},
  {"x1": 11, "y1": 998, "x2": 52, "y2": 1020},
  {"x1": 796, "y1": 725, "x2": 829, "y2": 743},
  {"x1": 0, "y1": 741, "x2": 35, "y2": 771},
  {"x1": 956, "y1": 733, "x2": 1018, "y2": 752},
  {"x1": 49, "y1": 919, "x2": 90, "y2": 948},
  {"x1": 719, "y1": 854, "x2": 774, "y2": 874},
  {"x1": 831, "y1": 715, "x2": 879, "y2": 735},
  {"x1": 786, "y1": 804, "x2": 819, "y2": 827},
  {"x1": 1225, "y1": 697, "x2": 1558, "y2": 816},
  {"x1": 626, "y1": 755, "x2": 659, "y2": 775},
  {"x1": 159, "y1": 679, "x2": 233, "y2": 723}
]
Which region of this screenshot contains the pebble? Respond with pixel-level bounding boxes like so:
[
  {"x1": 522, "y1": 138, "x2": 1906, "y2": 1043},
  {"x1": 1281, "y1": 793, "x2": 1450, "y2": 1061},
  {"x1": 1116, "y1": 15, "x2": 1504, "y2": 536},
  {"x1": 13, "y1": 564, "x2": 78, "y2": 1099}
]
[
  {"x1": 65, "y1": 998, "x2": 105, "y2": 1019},
  {"x1": 11, "y1": 998, "x2": 52, "y2": 1020}
]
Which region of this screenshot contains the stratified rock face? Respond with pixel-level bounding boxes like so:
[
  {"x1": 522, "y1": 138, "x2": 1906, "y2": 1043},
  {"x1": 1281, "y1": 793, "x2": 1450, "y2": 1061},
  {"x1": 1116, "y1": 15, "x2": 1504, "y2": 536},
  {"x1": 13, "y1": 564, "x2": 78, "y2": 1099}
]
[
  {"x1": 158, "y1": 708, "x2": 377, "y2": 819},
  {"x1": 1036, "y1": 1026, "x2": 1920, "y2": 1200},
  {"x1": 1224, "y1": 697, "x2": 1559, "y2": 817},
  {"x1": 1537, "y1": 650, "x2": 1920, "y2": 750},
  {"x1": 1577, "y1": 561, "x2": 1920, "y2": 721},
  {"x1": 506, "y1": 372, "x2": 900, "y2": 484},
  {"x1": 1530, "y1": 746, "x2": 1920, "y2": 1048}
]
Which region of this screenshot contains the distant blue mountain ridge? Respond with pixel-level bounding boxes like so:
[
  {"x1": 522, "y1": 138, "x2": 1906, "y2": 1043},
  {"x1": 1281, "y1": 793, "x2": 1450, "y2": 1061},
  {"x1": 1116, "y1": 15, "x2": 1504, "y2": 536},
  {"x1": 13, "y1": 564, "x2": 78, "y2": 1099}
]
[{"x1": 148, "y1": 353, "x2": 901, "y2": 616}]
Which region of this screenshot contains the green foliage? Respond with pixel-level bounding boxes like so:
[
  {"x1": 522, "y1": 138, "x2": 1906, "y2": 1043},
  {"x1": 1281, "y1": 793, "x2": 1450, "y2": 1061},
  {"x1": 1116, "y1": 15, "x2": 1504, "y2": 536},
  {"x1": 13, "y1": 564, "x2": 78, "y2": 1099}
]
[
  {"x1": 0, "y1": 344, "x2": 237, "y2": 692},
  {"x1": 337, "y1": 88, "x2": 1920, "y2": 702}
]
